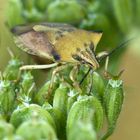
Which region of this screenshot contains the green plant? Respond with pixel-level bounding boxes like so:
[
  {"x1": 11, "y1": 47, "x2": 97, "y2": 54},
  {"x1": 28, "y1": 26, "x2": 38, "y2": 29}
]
[
  {"x1": 3, "y1": 0, "x2": 137, "y2": 139},
  {"x1": 0, "y1": 57, "x2": 124, "y2": 140}
]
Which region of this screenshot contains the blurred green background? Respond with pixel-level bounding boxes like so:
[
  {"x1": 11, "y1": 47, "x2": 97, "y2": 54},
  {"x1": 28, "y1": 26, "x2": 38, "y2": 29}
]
[{"x1": 0, "y1": 0, "x2": 140, "y2": 140}]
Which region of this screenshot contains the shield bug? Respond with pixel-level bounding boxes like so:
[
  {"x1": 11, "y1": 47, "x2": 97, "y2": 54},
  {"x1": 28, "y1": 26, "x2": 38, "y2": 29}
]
[
  {"x1": 11, "y1": 22, "x2": 102, "y2": 68},
  {"x1": 11, "y1": 22, "x2": 131, "y2": 96}
]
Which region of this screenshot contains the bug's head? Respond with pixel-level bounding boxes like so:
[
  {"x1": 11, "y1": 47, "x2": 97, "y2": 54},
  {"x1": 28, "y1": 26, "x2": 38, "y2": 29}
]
[
  {"x1": 72, "y1": 31, "x2": 103, "y2": 70},
  {"x1": 87, "y1": 57, "x2": 100, "y2": 70},
  {"x1": 85, "y1": 44, "x2": 100, "y2": 70},
  {"x1": 72, "y1": 42, "x2": 100, "y2": 70},
  {"x1": 82, "y1": 31, "x2": 102, "y2": 69},
  {"x1": 87, "y1": 31, "x2": 103, "y2": 69}
]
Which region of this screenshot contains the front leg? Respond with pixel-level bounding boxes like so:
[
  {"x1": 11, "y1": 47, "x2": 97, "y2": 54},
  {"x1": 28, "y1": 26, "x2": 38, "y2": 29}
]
[
  {"x1": 96, "y1": 51, "x2": 109, "y2": 61},
  {"x1": 103, "y1": 56, "x2": 124, "y2": 79},
  {"x1": 20, "y1": 63, "x2": 58, "y2": 70}
]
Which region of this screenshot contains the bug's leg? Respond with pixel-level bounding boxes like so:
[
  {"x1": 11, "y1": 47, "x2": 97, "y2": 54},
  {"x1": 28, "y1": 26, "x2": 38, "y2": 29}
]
[
  {"x1": 103, "y1": 56, "x2": 117, "y2": 79},
  {"x1": 20, "y1": 63, "x2": 58, "y2": 70},
  {"x1": 72, "y1": 52, "x2": 92, "y2": 87},
  {"x1": 87, "y1": 70, "x2": 94, "y2": 95},
  {"x1": 79, "y1": 68, "x2": 91, "y2": 85},
  {"x1": 46, "y1": 64, "x2": 68, "y2": 99},
  {"x1": 103, "y1": 56, "x2": 113, "y2": 79},
  {"x1": 7, "y1": 47, "x2": 14, "y2": 58},
  {"x1": 104, "y1": 56, "x2": 124, "y2": 79},
  {"x1": 70, "y1": 65, "x2": 81, "y2": 92},
  {"x1": 105, "y1": 57, "x2": 109, "y2": 72},
  {"x1": 96, "y1": 51, "x2": 109, "y2": 61}
]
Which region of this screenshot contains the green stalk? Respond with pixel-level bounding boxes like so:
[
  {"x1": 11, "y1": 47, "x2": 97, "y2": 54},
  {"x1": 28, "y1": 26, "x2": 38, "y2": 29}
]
[
  {"x1": 113, "y1": 0, "x2": 134, "y2": 34},
  {"x1": 136, "y1": 0, "x2": 140, "y2": 24},
  {"x1": 100, "y1": 125, "x2": 115, "y2": 140}
]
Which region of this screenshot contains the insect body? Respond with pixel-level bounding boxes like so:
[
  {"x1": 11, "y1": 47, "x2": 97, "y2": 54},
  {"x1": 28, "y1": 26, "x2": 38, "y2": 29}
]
[
  {"x1": 12, "y1": 23, "x2": 103, "y2": 70},
  {"x1": 12, "y1": 22, "x2": 114, "y2": 95}
]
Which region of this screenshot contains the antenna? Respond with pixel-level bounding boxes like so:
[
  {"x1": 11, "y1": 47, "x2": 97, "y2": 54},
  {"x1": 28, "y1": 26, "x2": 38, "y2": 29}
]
[
  {"x1": 99, "y1": 37, "x2": 135, "y2": 61},
  {"x1": 79, "y1": 37, "x2": 136, "y2": 85}
]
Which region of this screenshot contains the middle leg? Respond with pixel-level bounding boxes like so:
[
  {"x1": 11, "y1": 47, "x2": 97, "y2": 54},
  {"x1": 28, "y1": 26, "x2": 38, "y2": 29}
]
[
  {"x1": 70, "y1": 65, "x2": 82, "y2": 93},
  {"x1": 46, "y1": 64, "x2": 70, "y2": 100}
]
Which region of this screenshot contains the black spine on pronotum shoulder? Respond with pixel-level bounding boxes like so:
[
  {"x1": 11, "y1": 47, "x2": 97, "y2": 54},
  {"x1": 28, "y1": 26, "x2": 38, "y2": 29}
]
[{"x1": 51, "y1": 50, "x2": 61, "y2": 61}]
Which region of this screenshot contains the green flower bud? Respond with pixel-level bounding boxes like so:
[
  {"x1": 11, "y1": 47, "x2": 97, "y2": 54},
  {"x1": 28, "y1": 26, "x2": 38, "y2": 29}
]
[
  {"x1": 35, "y1": 0, "x2": 52, "y2": 12},
  {"x1": 20, "y1": 72, "x2": 34, "y2": 92},
  {"x1": 20, "y1": 0, "x2": 35, "y2": 11},
  {"x1": 0, "y1": 119, "x2": 14, "y2": 139},
  {"x1": 80, "y1": 13, "x2": 110, "y2": 31},
  {"x1": 102, "y1": 79, "x2": 124, "y2": 140},
  {"x1": 34, "y1": 81, "x2": 50, "y2": 105},
  {"x1": 16, "y1": 115, "x2": 58, "y2": 140},
  {"x1": 53, "y1": 83, "x2": 69, "y2": 139},
  {"x1": 19, "y1": 71, "x2": 35, "y2": 100},
  {"x1": 0, "y1": 80, "x2": 16, "y2": 120},
  {"x1": 87, "y1": 1, "x2": 100, "y2": 14},
  {"x1": 10, "y1": 104, "x2": 56, "y2": 130},
  {"x1": 47, "y1": 1, "x2": 86, "y2": 24},
  {"x1": 67, "y1": 90, "x2": 79, "y2": 113},
  {"x1": 3, "y1": 135, "x2": 24, "y2": 140},
  {"x1": 104, "y1": 79, "x2": 124, "y2": 125},
  {"x1": 22, "y1": 8, "x2": 45, "y2": 22},
  {"x1": 68, "y1": 120, "x2": 97, "y2": 140},
  {"x1": 91, "y1": 72, "x2": 105, "y2": 101},
  {"x1": 53, "y1": 83, "x2": 69, "y2": 117},
  {"x1": 34, "y1": 80, "x2": 59, "y2": 105},
  {"x1": 67, "y1": 96, "x2": 104, "y2": 133},
  {"x1": 43, "y1": 102, "x2": 66, "y2": 140},
  {"x1": 3, "y1": 58, "x2": 23, "y2": 81},
  {"x1": 6, "y1": 0, "x2": 25, "y2": 28}
]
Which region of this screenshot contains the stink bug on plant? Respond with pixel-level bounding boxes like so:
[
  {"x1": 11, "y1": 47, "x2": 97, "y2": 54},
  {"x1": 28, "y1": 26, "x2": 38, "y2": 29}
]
[
  {"x1": 11, "y1": 22, "x2": 132, "y2": 96},
  {"x1": 11, "y1": 22, "x2": 103, "y2": 68}
]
